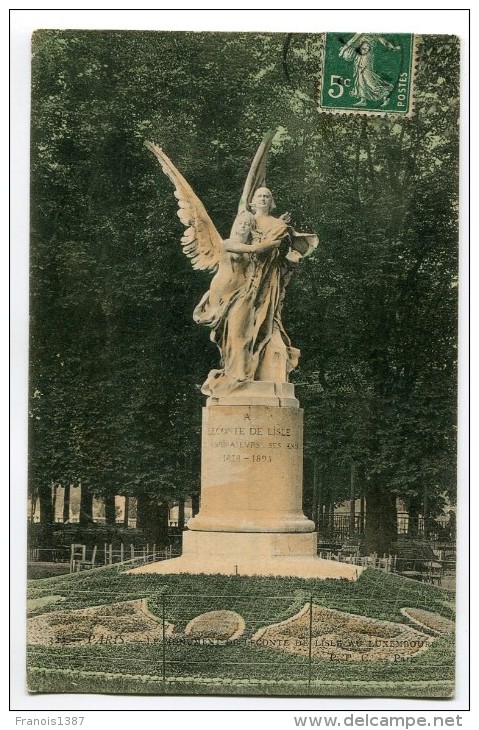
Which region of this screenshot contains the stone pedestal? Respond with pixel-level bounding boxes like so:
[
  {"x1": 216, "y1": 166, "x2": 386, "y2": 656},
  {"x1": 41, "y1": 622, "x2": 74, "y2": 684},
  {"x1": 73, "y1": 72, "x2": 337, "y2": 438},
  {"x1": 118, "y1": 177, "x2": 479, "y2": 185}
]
[
  {"x1": 188, "y1": 383, "x2": 314, "y2": 534},
  {"x1": 129, "y1": 383, "x2": 362, "y2": 580}
]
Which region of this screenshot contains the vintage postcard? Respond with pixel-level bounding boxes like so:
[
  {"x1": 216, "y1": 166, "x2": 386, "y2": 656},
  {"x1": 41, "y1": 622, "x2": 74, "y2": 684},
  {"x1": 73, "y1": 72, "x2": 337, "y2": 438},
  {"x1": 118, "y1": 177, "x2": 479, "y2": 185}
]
[{"x1": 26, "y1": 29, "x2": 459, "y2": 699}]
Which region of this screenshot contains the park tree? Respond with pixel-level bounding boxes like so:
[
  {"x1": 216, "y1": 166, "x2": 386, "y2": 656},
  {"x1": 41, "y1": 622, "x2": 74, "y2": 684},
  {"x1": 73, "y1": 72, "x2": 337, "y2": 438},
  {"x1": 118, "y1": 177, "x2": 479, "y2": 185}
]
[
  {"x1": 29, "y1": 30, "x2": 300, "y2": 539},
  {"x1": 282, "y1": 35, "x2": 458, "y2": 553},
  {"x1": 29, "y1": 31, "x2": 458, "y2": 556}
]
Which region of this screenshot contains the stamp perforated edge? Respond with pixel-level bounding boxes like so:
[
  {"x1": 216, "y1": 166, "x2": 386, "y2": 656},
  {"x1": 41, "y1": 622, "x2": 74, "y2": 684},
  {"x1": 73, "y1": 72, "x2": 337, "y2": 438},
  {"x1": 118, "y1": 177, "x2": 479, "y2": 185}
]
[{"x1": 317, "y1": 32, "x2": 420, "y2": 119}]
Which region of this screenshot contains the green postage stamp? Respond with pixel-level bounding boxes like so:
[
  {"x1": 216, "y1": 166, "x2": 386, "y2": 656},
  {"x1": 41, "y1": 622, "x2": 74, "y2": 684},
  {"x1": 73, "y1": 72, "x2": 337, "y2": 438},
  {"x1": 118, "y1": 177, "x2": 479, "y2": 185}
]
[{"x1": 319, "y1": 33, "x2": 416, "y2": 115}]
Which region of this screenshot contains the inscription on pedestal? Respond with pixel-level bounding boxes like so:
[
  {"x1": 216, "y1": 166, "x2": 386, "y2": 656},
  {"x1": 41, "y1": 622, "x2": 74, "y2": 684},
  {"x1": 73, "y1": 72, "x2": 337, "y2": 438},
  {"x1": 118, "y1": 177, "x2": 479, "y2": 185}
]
[
  {"x1": 207, "y1": 420, "x2": 299, "y2": 465},
  {"x1": 203, "y1": 408, "x2": 301, "y2": 486},
  {"x1": 188, "y1": 404, "x2": 314, "y2": 533}
]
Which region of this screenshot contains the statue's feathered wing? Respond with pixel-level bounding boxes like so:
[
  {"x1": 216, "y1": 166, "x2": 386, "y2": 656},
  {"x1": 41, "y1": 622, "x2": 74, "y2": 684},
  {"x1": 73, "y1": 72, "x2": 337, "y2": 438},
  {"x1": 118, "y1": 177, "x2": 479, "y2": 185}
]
[
  {"x1": 238, "y1": 129, "x2": 277, "y2": 213},
  {"x1": 145, "y1": 141, "x2": 222, "y2": 272},
  {"x1": 239, "y1": 129, "x2": 319, "y2": 257}
]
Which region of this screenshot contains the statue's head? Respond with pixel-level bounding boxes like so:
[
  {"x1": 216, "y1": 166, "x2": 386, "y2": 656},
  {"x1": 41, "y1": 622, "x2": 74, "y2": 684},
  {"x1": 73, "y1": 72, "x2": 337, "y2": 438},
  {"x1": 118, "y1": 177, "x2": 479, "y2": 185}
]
[
  {"x1": 359, "y1": 40, "x2": 371, "y2": 55},
  {"x1": 231, "y1": 210, "x2": 256, "y2": 242},
  {"x1": 250, "y1": 187, "x2": 276, "y2": 214}
]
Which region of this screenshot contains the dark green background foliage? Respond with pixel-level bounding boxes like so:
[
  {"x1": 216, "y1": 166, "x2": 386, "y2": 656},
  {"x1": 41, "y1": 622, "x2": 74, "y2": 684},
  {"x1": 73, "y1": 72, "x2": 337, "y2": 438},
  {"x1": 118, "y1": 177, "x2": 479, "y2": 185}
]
[{"x1": 30, "y1": 31, "x2": 459, "y2": 550}]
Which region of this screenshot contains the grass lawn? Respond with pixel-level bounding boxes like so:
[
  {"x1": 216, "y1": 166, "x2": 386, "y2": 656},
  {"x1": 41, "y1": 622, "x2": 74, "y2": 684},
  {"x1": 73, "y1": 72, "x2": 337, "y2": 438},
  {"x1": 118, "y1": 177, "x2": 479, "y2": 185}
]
[
  {"x1": 27, "y1": 565, "x2": 455, "y2": 697},
  {"x1": 27, "y1": 562, "x2": 71, "y2": 580}
]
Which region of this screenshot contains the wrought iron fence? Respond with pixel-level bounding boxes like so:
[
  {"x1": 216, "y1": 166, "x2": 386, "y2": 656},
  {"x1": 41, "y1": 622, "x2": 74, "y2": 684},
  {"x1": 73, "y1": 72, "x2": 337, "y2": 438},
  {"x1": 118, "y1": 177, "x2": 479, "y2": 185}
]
[{"x1": 316, "y1": 512, "x2": 453, "y2": 543}]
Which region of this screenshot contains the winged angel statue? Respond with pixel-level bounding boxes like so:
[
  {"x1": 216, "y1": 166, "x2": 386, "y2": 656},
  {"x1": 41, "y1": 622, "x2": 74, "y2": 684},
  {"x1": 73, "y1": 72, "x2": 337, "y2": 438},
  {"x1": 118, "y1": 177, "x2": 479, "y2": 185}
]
[{"x1": 146, "y1": 131, "x2": 318, "y2": 396}]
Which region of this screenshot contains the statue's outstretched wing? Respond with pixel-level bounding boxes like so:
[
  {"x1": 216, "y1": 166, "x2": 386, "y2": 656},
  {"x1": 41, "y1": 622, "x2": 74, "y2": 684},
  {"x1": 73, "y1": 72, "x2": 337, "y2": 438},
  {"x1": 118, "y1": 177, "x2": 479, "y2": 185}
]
[
  {"x1": 145, "y1": 141, "x2": 222, "y2": 272},
  {"x1": 239, "y1": 129, "x2": 277, "y2": 212}
]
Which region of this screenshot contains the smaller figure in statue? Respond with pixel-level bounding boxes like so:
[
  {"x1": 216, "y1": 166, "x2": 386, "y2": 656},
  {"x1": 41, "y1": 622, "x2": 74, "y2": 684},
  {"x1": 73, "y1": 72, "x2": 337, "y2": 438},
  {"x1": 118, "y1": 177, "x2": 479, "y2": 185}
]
[
  {"x1": 194, "y1": 209, "x2": 288, "y2": 394},
  {"x1": 193, "y1": 209, "x2": 285, "y2": 322}
]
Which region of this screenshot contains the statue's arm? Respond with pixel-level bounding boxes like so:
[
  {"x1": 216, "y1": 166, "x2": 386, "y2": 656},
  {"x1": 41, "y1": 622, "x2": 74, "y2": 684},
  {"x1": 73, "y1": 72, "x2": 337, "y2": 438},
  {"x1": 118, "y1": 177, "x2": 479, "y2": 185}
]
[
  {"x1": 377, "y1": 35, "x2": 400, "y2": 50},
  {"x1": 339, "y1": 33, "x2": 362, "y2": 56},
  {"x1": 223, "y1": 238, "x2": 282, "y2": 255}
]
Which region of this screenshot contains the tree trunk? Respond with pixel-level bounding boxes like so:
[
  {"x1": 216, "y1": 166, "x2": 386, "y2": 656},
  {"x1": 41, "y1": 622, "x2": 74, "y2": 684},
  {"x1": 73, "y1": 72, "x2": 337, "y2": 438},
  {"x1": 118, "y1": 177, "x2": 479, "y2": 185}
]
[
  {"x1": 63, "y1": 483, "x2": 71, "y2": 523},
  {"x1": 191, "y1": 493, "x2": 200, "y2": 517},
  {"x1": 159, "y1": 502, "x2": 169, "y2": 545},
  {"x1": 129, "y1": 496, "x2": 137, "y2": 526},
  {"x1": 178, "y1": 499, "x2": 185, "y2": 530},
  {"x1": 407, "y1": 496, "x2": 420, "y2": 537},
  {"x1": 37, "y1": 482, "x2": 55, "y2": 546},
  {"x1": 358, "y1": 466, "x2": 366, "y2": 539},
  {"x1": 316, "y1": 463, "x2": 323, "y2": 532},
  {"x1": 79, "y1": 484, "x2": 94, "y2": 525},
  {"x1": 359, "y1": 495, "x2": 365, "y2": 537},
  {"x1": 311, "y1": 457, "x2": 321, "y2": 529},
  {"x1": 51, "y1": 484, "x2": 58, "y2": 522},
  {"x1": 423, "y1": 483, "x2": 429, "y2": 538},
  {"x1": 328, "y1": 500, "x2": 335, "y2": 539},
  {"x1": 30, "y1": 494, "x2": 37, "y2": 522},
  {"x1": 136, "y1": 495, "x2": 170, "y2": 547},
  {"x1": 349, "y1": 462, "x2": 357, "y2": 538},
  {"x1": 123, "y1": 496, "x2": 130, "y2": 527},
  {"x1": 104, "y1": 494, "x2": 116, "y2": 525},
  {"x1": 364, "y1": 477, "x2": 397, "y2": 556}
]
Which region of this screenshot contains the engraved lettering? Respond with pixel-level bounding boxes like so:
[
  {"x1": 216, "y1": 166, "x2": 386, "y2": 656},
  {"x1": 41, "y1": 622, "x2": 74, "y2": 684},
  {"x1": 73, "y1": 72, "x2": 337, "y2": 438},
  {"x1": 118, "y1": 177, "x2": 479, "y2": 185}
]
[
  {"x1": 267, "y1": 427, "x2": 291, "y2": 436},
  {"x1": 208, "y1": 426, "x2": 246, "y2": 435}
]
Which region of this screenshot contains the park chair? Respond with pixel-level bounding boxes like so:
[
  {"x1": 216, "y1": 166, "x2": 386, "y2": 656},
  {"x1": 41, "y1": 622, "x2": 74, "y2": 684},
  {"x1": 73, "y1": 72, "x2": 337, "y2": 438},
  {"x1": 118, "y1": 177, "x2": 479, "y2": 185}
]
[
  {"x1": 79, "y1": 545, "x2": 97, "y2": 570},
  {"x1": 341, "y1": 544, "x2": 360, "y2": 562},
  {"x1": 424, "y1": 560, "x2": 443, "y2": 586},
  {"x1": 70, "y1": 543, "x2": 85, "y2": 572},
  {"x1": 382, "y1": 556, "x2": 397, "y2": 572},
  {"x1": 70, "y1": 544, "x2": 97, "y2": 572},
  {"x1": 392, "y1": 541, "x2": 438, "y2": 581}
]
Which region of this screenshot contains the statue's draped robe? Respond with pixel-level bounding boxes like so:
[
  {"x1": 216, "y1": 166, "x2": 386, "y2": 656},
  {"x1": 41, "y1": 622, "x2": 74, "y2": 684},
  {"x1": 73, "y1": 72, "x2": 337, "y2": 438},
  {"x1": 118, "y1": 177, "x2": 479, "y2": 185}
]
[
  {"x1": 194, "y1": 225, "x2": 316, "y2": 395},
  {"x1": 342, "y1": 35, "x2": 394, "y2": 102}
]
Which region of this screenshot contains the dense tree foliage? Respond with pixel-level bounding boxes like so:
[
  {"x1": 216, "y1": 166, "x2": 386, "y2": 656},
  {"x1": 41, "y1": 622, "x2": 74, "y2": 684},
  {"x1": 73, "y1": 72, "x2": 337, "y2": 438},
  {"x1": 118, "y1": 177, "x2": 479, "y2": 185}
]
[{"x1": 29, "y1": 31, "x2": 458, "y2": 552}]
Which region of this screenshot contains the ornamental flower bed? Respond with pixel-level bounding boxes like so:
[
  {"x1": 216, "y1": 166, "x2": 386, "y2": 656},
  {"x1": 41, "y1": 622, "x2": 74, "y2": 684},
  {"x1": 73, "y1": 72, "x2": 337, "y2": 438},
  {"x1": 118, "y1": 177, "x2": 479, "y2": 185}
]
[
  {"x1": 252, "y1": 603, "x2": 435, "y2": 662},
  {"x1": 27, "y1": 599, "x2": 174, "y2": 646},
  {"x1": 184, "y1": 610, "x2": 245, "y2": 642},
  {"x1": 400, "y1": 608, "x2": 455, "y2": 636}
]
